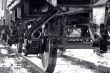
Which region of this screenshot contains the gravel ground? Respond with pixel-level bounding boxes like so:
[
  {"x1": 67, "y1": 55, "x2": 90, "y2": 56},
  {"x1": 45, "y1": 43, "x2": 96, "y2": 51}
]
[
  {"x1": 22, "y1": 49, "x2": 98, "y2": 73},
  {"x1": 26, "y1": 55, "x2": 98, "y2": 73},
  {"x1": 0, "y1": 44, "x2": 40, "y2": 73},
  {"x1": 64, "y1": 49, "x2": 110, "y2": 67},
  {"x1": 11, "y1": 44, "x2": 109, "y2": 73},
  {"x1": 54, "y1": 58, "x2": 98, "y2": 73}
]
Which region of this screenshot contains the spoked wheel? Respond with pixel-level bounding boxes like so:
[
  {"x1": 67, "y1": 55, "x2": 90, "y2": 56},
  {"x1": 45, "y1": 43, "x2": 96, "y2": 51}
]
[
  {"x1": 17, "y1": 43, "x2": 23, "y2": 53},
  {"x1": 41, "y1": 39, "x2": 57, "y2": 73},
  {"x1": 93, "y1": 38, "x2": 107, "y2": 55},
  {"x1": 22, "y1": 44, "x2": 28, "y2": 56},
  {"x1": 7, "y1": 39, "x2": 12, "y2": 46},
  {"x1": 99, "y1": 37, "x2": 107, "y2": 53}
]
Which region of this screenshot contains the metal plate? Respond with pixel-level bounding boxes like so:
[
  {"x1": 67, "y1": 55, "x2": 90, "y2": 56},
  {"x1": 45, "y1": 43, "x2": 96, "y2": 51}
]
[{"x1": 57, "y1": 0, "x2": 91, "y2": 6}]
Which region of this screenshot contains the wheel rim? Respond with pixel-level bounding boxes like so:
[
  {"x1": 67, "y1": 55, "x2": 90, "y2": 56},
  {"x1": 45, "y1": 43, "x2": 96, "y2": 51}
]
[
  {"x1": 42, "y1": 39, "x2": 57, "y2": 73},
  {"x1": 99, "y1": 38, "x2": 107, "y2": 53},
  {"x1": 21, "y1": 44, "x2": 27, "y2": 56},
  {"x1": 17, "y1": 43, "x2": 23, "y2": 53}
]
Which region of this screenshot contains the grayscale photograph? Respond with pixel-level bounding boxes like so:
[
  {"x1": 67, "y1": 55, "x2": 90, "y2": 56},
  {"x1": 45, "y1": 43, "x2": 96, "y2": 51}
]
[{"x1": 0, "y1": 0, "x2": 109, "y2": 73}]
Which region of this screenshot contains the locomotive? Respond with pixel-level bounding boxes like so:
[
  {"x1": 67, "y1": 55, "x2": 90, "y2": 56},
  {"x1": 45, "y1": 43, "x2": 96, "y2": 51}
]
[{"x1": 0, "y1": 0, "x2": 110, "y2": 73}]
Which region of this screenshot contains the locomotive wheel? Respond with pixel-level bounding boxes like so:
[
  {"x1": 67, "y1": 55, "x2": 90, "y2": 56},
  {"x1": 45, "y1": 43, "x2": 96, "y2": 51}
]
[
  {"x1": 7, "y1": 39, "x2": 12, "y2": 46},
  {"x1": 41, "y1": 39, "x2": 57, "y2": 73},
  {"x1": 23, "y1": 47, "x2": 28, "y2": 56},
  {"x1": 21, "y1": 44, "x2": 28, "y2": 56},
  {"x1": 17, "y1": 43, "x2": 23, "y2": 53},
  {"x1": 99, "y1": 38, "x2": 107, "y2": 53}
]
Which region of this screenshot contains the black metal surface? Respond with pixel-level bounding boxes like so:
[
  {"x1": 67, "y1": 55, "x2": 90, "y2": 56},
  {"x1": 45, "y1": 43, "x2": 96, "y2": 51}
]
[
  {"x1": 57, "y1": 0, "x2": 92, "y2": 6},
  {"x1": 25, "y1": 8, "x2": 58, "y2": 39}
]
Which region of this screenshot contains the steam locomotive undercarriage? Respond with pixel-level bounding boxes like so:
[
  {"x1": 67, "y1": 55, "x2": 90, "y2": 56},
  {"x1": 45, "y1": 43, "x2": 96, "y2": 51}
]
[{"x1": 1, "y1": 0, "x2": 110, "y2": 73}]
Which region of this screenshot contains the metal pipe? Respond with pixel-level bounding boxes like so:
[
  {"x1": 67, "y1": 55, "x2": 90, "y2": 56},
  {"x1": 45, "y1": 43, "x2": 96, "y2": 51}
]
[{"x1": 88, "y1": 27, "x2": 95, "y2": 41}]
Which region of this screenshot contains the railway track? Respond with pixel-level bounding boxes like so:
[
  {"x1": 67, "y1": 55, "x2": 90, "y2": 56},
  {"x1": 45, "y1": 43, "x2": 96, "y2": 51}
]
[
  {"x1": 0, "y1": 40, "x2": 110, "y2": 73},
  {"x1": 0, "y1": 40, "x2": 46, "y2": 73},
  {"x1": 62, "y1": 49, "x2": 110, "y2": 73}
]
